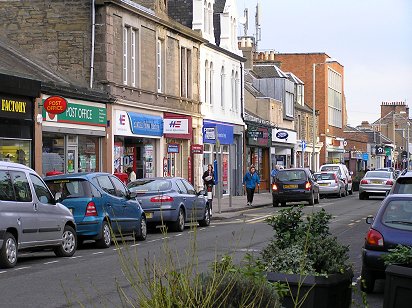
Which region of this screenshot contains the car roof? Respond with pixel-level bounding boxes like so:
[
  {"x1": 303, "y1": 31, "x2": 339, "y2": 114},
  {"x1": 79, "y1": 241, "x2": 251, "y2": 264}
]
[
  {"x1": 132, "y1": 177, "x2": 184, "y2": 181},
  {"x1": 44, "y1": 172, "x2": 112, "y2": 180},
  {"x1": 0, "y1": 161, "x2": 35, "y2": 172}
]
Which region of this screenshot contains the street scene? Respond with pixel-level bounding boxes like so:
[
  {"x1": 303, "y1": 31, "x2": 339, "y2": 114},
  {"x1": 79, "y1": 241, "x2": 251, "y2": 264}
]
[{"x1": 0, "y1": 0, "x2": 411, "y2": 307}]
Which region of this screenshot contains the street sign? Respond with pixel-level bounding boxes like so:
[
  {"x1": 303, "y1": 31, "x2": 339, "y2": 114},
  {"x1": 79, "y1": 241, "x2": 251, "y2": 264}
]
[
  {"x1": 376, "y1": 145, "x2": 385, "y2": 155},
  {"x1": 301, "y1": 140, "x2": 306, "y2": 151}
]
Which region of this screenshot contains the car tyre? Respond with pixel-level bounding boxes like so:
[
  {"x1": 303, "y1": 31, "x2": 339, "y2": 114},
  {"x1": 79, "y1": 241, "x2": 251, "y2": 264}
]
[
  {"x1": 0, "y1": 232, "x2": 18, "y2": 268},
  {"x1": 349, "y1": 188, "x2": 353, "y2": 195},
  {"x1": 314, "y1": 192, "x2": 320, "y2": 204},
  {"x1": 96, "y1": 221, "x2": 112, "y2": 248},
  {"x1": 359, "y1": 193, "x2": 364, "y2": 200},
  {"x1": 199, "y1": 205, "x2": 211, "y2": 227},
  {"x1": 54, "y1": 225, "x2": 77, "y2": 257},
  {"x1": 171, "y1": 207, "x2": 185, "y2": 232},
  {"x1": 272, "y1": 195, "x2": 279, "y2": 207},
  {"x1": 360, "y1": 267, "x2": 375, "y2": 293},
  {"x1": 135, "y1": 216, "x2": 147, "y2": 241},
  {"x1": 280, "y1": 201, "x2": 287, "y2": 207},
  {"x1": 308, "y1": 193, "x2": 315, "y2": 205}
]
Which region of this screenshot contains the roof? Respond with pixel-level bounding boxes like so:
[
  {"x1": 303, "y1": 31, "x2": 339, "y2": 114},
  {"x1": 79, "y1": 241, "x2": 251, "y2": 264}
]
[
  {"x1": 251, "y1": 65, "x2": 289, "y2": 79},
  {"x1": 295, "y1": 102, "x2": 313, "y2": 113},
  {"x1": 285, "y1": 72, "x2": 304, "y2": 85}
]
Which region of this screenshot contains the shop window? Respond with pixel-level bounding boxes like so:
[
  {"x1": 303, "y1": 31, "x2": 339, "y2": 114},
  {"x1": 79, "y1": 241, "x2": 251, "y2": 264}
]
[
  {"x1": 42, "y1": 134, "x2": 65, "y2": 175},
  {"x1": 0, "y1": 138, "x2": 31, "y2": 167},
  {"x1": 11, "y1": 171, "x2": 32, "y2": 202},
  {"x1": 78, "y1": 136, "x2": 99, "y2": 172}
]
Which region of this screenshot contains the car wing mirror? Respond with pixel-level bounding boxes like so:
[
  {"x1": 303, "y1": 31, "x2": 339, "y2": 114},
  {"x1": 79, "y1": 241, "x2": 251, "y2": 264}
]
[
  {"x1": 197, "y1": 189, "x2": 206, "y2": 196},
  {"x1": 127, "y1": 191, "x2": 137, "y2": 199},
  {"x1": 366, "y1": 216, "x2": 374, "y2": 224},
  {"x1": 350, "y1": 171, "x2": 354, "y2": 176},
  {"x1": 55, "y1": 192, "x2": 62, "y2": 202}
]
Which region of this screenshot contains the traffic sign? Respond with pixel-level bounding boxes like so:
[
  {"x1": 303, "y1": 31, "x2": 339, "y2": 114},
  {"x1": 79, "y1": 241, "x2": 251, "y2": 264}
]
[{"x1": 301, "y1": 140, "x2": 306, "y2": 151}]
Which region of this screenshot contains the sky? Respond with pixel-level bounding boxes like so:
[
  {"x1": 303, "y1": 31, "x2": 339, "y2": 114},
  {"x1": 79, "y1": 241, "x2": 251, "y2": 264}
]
[{"x1": 237, "y1": 0, "x2": 412, "y2": 127}]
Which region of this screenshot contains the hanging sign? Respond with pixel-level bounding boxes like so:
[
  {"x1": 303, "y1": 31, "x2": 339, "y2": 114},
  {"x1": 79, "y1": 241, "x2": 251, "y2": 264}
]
[
  {"x1": 43, "y1": 96, "x2": 67, "y2": 114},
  {"x1": 191, "y1": 144, "x2": 203, "y2": 154}
]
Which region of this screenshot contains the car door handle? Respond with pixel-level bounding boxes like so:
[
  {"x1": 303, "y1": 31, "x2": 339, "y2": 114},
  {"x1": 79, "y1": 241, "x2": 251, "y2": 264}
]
[{"x1": 183, "y1": 197, "x2": 187, "y2": 201}]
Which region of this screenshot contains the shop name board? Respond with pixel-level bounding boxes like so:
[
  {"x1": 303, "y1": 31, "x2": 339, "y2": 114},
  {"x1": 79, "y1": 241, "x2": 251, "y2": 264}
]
[
  {"x1": 128, "y1": 112, "x2": 163, "y2": 137},
  {"x1": 247, "y1": 131, "x2": 263, "y2": 138},
  {"x1": 43, "y1": 96, "x2": 67, "y2": 114},
  {"x1": 0, "y1": 96, "x2": 32, "y2": 120},
  {"x1": 167, "y1": 144, "x2": 180, "y2": 153},
  {"x1": 163, "y1": 119, "x2": 189, "y2": 134},
  {"x1": 43, "y1": 100, "x2": 106, "y2": 126},
  {"x1": 191, "y1": 144, "x2": 203, "y2": 154},
  {"x1": 276, "y1": 131, "x2": 289, "y2": 139}
]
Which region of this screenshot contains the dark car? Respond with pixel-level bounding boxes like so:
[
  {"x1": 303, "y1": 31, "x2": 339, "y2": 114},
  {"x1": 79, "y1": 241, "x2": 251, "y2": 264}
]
[
  {"x1": 272, "y1": 168, "x2": 320, "y2": 207},
  {"x1": 361, "y1": 194, "x2": 412, "y2": 293},
  {"x1": 45, "y1": 172, "x2": 147, "y2": 248},
  {"x1": 127, "y1": 177, "x2": 210, "y2": 232}
]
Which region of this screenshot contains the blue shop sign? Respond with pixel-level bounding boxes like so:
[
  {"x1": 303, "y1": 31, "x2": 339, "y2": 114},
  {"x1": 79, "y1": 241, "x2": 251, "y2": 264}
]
[
  {"x1": 128, "y1": 112, "x2": 163, "y2": 137},
  {"x1": 362, "y1": 153, "x2": 369, "y2": 161},
  {"x1": 203, "y1": 120, "x2": 234, "y2": 144}
]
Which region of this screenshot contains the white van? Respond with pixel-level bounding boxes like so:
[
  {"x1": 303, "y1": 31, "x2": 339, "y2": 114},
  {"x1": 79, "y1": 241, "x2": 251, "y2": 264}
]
[
  {"x1": 319, "y1": 164, "x2": 353, "y2": 195},
  {"x1": 0, "y1": 161, "x2": 77, "y2": 268}
]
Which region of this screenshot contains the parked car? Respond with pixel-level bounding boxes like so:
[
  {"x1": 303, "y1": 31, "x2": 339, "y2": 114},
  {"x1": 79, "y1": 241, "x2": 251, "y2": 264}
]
[
  {"x1": 44, "y1": 172, "x2": 146, "y2": 248},
  {"x1": 361, "y1": 194, "x2": 412, "y2": 293},
  {"x1": 319, "y1": 163, "x2": 353, "y2": 195},
  {"x1": 314, "y1": 171, "x2": 346, "y2": 198},
  {"x1": 0, "y1": 161, "x2": 76, "y2": 268},
  {"x1": 127, "y1": 177, "x2": 210, "y2": 232},
  {"x1": 389, "y1": 170, "x2": 412, "y2": 194},
  {"x1": 359, "y1": 170, "x2": 394, "y2": 199},
  {"x1": 272, "y1": 168, "x2": 320, "y2": 207}
]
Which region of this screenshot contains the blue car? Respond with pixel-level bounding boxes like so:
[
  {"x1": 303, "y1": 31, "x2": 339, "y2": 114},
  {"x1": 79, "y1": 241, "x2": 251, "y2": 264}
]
[
  {"x1": 45, "y1": 172, "x2": 147, "y2": 248},
  {"x1": 361, "y1": 194, "x2": 412, "y2": 293},
  {"x1": 127, "y1": 177, "x2": 210, "y2": 232}
]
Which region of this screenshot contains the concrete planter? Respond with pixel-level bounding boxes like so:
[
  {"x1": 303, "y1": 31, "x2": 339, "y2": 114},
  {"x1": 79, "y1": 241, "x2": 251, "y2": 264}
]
[
  {"x1": 267, "y1": 269, "x2": 353, "y2": 308},
  {"x1": 383, "y1": 264, "x2": 412, "y2": 308}
]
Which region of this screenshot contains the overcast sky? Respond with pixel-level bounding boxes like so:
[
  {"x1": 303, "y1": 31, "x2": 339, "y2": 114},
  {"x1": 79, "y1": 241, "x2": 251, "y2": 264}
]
[{"x1": 237, "y1": 0, "x2": 412, "y2": 127}]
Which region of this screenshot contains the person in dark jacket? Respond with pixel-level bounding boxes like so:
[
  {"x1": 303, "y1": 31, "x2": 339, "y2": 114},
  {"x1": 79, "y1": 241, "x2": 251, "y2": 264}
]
[
  {"x1": 243, "y1": 165, "x2": 260, "y2": 206},
  {"x1": 202, "y1": 164, "x2": 215, "y2": 215}
]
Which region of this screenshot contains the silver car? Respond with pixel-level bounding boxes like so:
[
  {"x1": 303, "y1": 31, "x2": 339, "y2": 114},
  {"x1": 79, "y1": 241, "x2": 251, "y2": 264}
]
[
  {"x1": 0, "y1": 162, "x2": 76, "y2": 268},
  {"x1": 359, "y1": 170, "x2": 394, "y2": 200},
  {"x1": 314, "y1": 172, "x2": 346, "y2": 197}
]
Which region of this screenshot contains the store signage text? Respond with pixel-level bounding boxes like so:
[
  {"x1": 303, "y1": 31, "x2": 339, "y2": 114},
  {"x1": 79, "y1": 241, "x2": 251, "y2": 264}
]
[
  {"x1": 276, "y1": 131, "x2": 289, "y2": 139},
  {"x1": 191, "y1": 144, "x2": 204, "y2": 154},
  {"x1": 1, "y1": 99, "x2": 26, "y2": 113},
  {"x1": 43, "y1": 96, "x2": 67, "y2": 114},
  {"x1": 167, "y1": 144, "x2": 180, "y2": 153},
  {"x1": 247, "y1": 131, "x2": 263, "y2": 138},
  {"x1": 163, "y1": 118, "x2": 189, "y2": 134}
]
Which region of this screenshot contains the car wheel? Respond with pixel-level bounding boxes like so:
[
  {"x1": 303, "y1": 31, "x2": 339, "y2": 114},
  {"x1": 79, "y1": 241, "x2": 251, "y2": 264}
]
[
  {"x1": 360, "y1": 267, "x2": 375, "y2": 293},
  {"x1": 171, "y1": 207, "x2": 185, "y2": 232},
  {"x1": 280, "y1": 201, "x2": 287, "y2": 207},
  {"x1": 272, "y1": 195, "x2": 279, "y2": 207},
  {"x1": 308, "y1": 193, "x2": 315, "y2": 205},
  {"x1": 96, "y1": 221, "x2": 112, "y2": 248},
  {"x1": 135, "y1": 216, "x2": 147, "y2": 241},
  {"x1": 0, "y1": 232, "x2": 18, "y2": 268},
  {"x1": 349, "y1": 188, "x2": 353, "y2": 195},
  {"x1": 54, "y1": 225, "x2": 77, "y2": 257},
  {"x1": 359, "y1": 193, "x2": 365, "y2": 200},
  {"x1": 314, "y1": 192, "x2": 320, "y2": 204},
  {"x1": 199, "y1": 205, "x2": 211, "y2": 227},
  {"x1": 337, "y1": 189, "x2": 342, "y2": 198},
  {"x1": 340, "y1": 187, "x2": 346, "y2": 197}
]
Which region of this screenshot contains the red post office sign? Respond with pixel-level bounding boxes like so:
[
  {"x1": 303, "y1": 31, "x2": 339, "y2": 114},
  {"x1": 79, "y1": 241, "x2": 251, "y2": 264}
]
[
  {"x1": 43, "y1": 96, "x2": 68, "y2": 114},
  {"x1": 191, "y1": 144, "x2": 204, "y2": 154}
]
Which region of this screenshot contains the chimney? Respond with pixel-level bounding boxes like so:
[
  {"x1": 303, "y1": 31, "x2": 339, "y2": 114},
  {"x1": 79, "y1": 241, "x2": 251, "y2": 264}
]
[{"x1": 238, "y1": 36, "x2": 255, "y2": 70}]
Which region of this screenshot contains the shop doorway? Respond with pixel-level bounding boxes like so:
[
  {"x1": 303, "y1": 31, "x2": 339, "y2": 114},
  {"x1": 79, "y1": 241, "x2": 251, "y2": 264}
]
[{"x1": 67, "y1": 145, "x2": 78, "y2": 173}]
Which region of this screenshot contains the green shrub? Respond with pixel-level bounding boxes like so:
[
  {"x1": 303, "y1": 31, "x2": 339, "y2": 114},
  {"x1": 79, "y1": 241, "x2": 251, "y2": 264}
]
[{"x1": 382, "y1": 245, "x2": 412, "y2": 266}]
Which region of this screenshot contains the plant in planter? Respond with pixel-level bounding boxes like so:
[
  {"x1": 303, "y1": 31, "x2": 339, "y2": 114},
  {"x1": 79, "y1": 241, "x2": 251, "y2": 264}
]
[
  {"x1": 259, "y1": 206, "x2": 353, "y2": 308},
  {"x1": 381, "y1": 245, "x2": 412, "y2": 308}
]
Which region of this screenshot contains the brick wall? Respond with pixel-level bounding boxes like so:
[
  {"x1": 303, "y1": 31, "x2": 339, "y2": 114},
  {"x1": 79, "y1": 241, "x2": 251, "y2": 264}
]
[
  {"x1": 342, "y1": 132, "x2": 368, "y2": 152},
  {"x1": 0, "y1": 0, "x2": 91, "y2": 87}
]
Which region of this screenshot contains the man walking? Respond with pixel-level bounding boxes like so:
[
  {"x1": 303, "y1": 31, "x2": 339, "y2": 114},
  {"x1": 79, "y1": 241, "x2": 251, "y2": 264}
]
[{"x1": 243, "y1": 165, "x2": 260, "y2": 206}]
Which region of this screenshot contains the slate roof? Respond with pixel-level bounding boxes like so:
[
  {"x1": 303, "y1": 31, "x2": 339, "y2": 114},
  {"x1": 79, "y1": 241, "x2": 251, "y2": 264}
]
[
  {"x1": 167, "y1": 0, "x2": 193, "y2": 29},
  {"x1": 251, "y1": 65, "x2": 289, "y2": 79}
]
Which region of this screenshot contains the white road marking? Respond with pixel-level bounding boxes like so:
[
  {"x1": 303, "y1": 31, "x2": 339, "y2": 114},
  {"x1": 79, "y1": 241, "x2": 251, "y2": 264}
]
[
  {"x1": 14, "y1": 267, "x2": 30, "y2": 271},
  {"x1": 130, "y1": 243, "x2": 140, "y2": 247},
  {"x1": 70, "y1": 256, "x2": 83, "y2": 259},
  {"x1": 0, "y1": 271, "x2": 7, "y2": 274},
  {"x1": 199, "y1": 228, "x2": 206, "y2": 231},
  {"x1": 92, "y1": 251, "x2": 104, "y2": 255},
  {"x1": 113, "y1": 247, "x2": 123, "y2": 251},
  {"x1": 174, "y1": 233, "x2": 182, "y2": 237},
  {"x1": 235, "y1": 248, "x2": 260, "y2": 252},
  {"x1": 348, "y1": 223, "x2": 355, "y2": 226},
  {"x1": 44, "y1": 261, "x2": 59, "y2": 265},
  {"x1": 147, "y1": 239, "x2": 160, "y2": 243},
  {"x1": 161, "y1": 237, "x2": 170, "y2": 240},
  {"x1": 355, "y1": 220, "x2": 361, "y2": 223}
]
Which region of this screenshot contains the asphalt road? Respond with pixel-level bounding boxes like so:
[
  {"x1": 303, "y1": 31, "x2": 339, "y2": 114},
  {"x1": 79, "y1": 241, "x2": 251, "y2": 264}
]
[{"x1": 0, "y1": 192, "x2": 384, "y2": 307}]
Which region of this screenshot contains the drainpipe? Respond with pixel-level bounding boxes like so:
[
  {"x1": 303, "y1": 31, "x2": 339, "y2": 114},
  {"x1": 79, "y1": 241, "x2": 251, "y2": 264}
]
[{"x1": 90, "y1": 0, "x2": 96, "y2": 88}]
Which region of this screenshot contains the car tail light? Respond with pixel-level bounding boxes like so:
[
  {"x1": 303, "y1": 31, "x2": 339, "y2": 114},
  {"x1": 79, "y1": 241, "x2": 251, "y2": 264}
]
[
  {"x1": 333, "y1": 174, "x2": 338, "y2": 183},
  {"x1": 85, "y1": 201, "x2": 98, "y2": 216},
  {"x1": 361, "y1": 179, "x2": 369, "y2": 184},
  {"x1": 305, "y1": 182, "x2": 311, "y2": 190},
  {"x1": 366, "y1": 228, "x2": 384, "y2": 247},
  {"x1": 386, "y1": 180, "x2": 394, "y2": 185},
  {"x1": 272, "y1": 184, "x2": 278, "y2": 191},
  {"x1": 150, "y1": 195, "x2": 174, "y2": 203}
]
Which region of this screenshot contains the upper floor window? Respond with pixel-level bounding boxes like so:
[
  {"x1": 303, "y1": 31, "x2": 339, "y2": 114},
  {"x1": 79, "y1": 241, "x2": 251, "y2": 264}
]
[
  {"x1": 328, "y1": 68, "x2": 343, "y2": 128},
  {"x1": 205, "y1": 60, "x2": 210, "y2": 104},
  {"x1": 180, "y1": 47, "x2": 192, "y2": 98},
  {"x1": 220, "y1": 66, "x2": 225, "y2": 109},
  {"x1": 231, "y1": 70, "x2": 235, "y2": 110},
  {"x1": 157, "y1": 39, "x2": 164, "y2": 93},
  {"x1": 123, "y1": 26, "x2": 139, "y2": 87},
  {"x1": 297, "y1": 114, "x2": 301, "y2": 140},
  {"x1": 210, "y1": 62, "x2": 214, "y2": 106},
  {"x1": 204, "y1": 1, "x2": 208, "y2": 34},
  {"x1": 235, "y1": 71, "x2": 239, "y2": 112},
  {"x1": 285, "y1": 91, "x2": 294, "y2": 118},
  {"x1": 208, "y1": 3, "x2": 213, "y2": 34}
]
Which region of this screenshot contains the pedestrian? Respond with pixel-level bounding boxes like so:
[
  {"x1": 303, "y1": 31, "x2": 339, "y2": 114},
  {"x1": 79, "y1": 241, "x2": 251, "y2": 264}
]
[
  {"x1": 270, "y1": 164, "x2": 279, "y2": 183},
  {"x1": 126, "y1": 167, "x2": 136, "y2": 183},
  {"x1": 202, "y1": 164, "x2": 215, "y2": 216},
  {"x1": 243, "y1": 165, "x2": 260, "y2": 206}
]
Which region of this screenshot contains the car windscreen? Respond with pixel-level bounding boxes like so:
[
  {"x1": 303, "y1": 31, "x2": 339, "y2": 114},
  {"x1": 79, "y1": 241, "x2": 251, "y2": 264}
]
[
  {"x1": 315, "y1": 173, "x2": 335, "y2": 181},
  {"x1": 382, "y1": 200, "x2": 412, "y2": 231},
  {"x1": 278, "y1": 170, "x2": 307, "y2": 182},
  {"x1": 365, "y1": 171, "x2": 391, "y2": 178},
  {"x1": 320, "y1": 166, "x2": 340, "y2": 172},
  {"x1": 128, "y1": 179, "x2": 171, "y2": 192},
  {"x1": 45, "y1": 179, "x2": 90, "y2": 200},
  {"x1": 392, "y1": 178, "x2": 412, "y2": 194}
]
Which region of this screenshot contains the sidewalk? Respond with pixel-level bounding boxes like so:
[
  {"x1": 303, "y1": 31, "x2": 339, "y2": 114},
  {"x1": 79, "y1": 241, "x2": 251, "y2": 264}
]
[{"x1": 210, "y1": 191, "x2": 273, "y2": 220}]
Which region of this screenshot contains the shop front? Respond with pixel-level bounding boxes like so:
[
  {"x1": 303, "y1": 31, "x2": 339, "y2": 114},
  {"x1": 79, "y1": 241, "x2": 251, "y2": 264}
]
[
  {"x1": 0, "y1": 74, "x2": 40, "y2": 168},
  {"x1": 246, "y1": 126, "x2": 271, "y2": 191},
  {"x1": 113, "y1": 109, "x2": 163, "y2": 179},
  {"x1": 271, "y1": 128, "x2": 297, "y2": 169},
  {"x1": 41, "y1": 95, "x2": 107, "y2": 175},
  {"x1": 325, "y1": 137, "x2": 345, "y2": 164},
  {"x1": 163, "y1": 113, "x2": 192, "y2": 180}
]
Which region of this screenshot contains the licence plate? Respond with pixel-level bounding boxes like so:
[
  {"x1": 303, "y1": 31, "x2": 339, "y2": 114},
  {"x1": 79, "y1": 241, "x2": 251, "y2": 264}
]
[
  {"x1": 319, "y1": 183, "x2": 329, "y2": 186},
  {"x1": 146, "y1": 212, "x2": 153, "y2": 219},
  {"x1": 283, "y1": 184, "x2": 298, "y2": 189},
  {"x1": 372, "y1": 181, "x2": 382, "y2": 184}
]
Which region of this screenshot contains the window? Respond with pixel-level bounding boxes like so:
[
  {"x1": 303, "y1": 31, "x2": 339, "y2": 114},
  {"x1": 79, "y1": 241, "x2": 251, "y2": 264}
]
[
  {"x1": 305, "y1": 116, "x2": 310, "y2": 141},
  {"x1": 180, "y1": 47, "x2": 192, "y2": 98},
  {"x1": 11, "y1": 171, "x2": 32, "y2": 202},
  {"x1": 285, "y1": 92, "x2": 294, "y2": 117},
  {"x1": 96, "y1": 176, "x2": 116, "y2": 196},
  {"x1": 235, "y1": 71, "x2": 239, "y2": 112},
  {"x1": 157, "y1": 39, "x2": 163, "y2": 93},
  {"x1": 175, "y1": 180, "x2": 188, "y2": 194},
  {"x1": 231, "y1": 70, "x2": 235, "y2": 110},
  {"x1": 220, "y1": 66, "x2": 225, "y2": 108},
  {"x1": 29, "y1": 174, "x2": 54, "y2": 204},
  {"x1": 208, "y1": 3, "x2": 212, "y2": 34},
  {"x1": 205, "y1": 60, "x2": 210, "y2": 104},
  {"x1": 123, "y1": 26, "x2": 139, "y2": 87},
  {"x1": 209, "y1": 62, "x2": 214, "y2": 105},
  {"x1": 328, "y1": 68, "x2": 343, "y2": 128},
  {"x1": 204, "y1": 1, "x2": 208, "y2": 34},
  {"x1": 0, "y1": 171, "x2": 14, "y2": 201},
  {"x1": 182, "y1": 179, "x2": 196, "y2": 195},
  {"x1": 297, "y1": 114, "x2": 301, "y2": 140},
  {"x1": 110, "y1": 176, "x2": 127, "y2": 198}
]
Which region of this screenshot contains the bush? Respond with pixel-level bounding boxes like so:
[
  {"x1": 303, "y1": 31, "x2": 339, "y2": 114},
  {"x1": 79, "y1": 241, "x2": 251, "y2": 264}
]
[
  {"x1": 382, "y1": 245, "x2": 412, "y2": 267},
  {"x1": 260, "y1": 206, "x2": 351, "y2": 276}
]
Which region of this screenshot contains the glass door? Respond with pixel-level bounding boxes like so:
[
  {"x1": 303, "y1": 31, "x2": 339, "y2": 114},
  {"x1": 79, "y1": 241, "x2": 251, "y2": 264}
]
[{"x1": 67, "y1": 145, "x2": 78, "y2": 173}]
